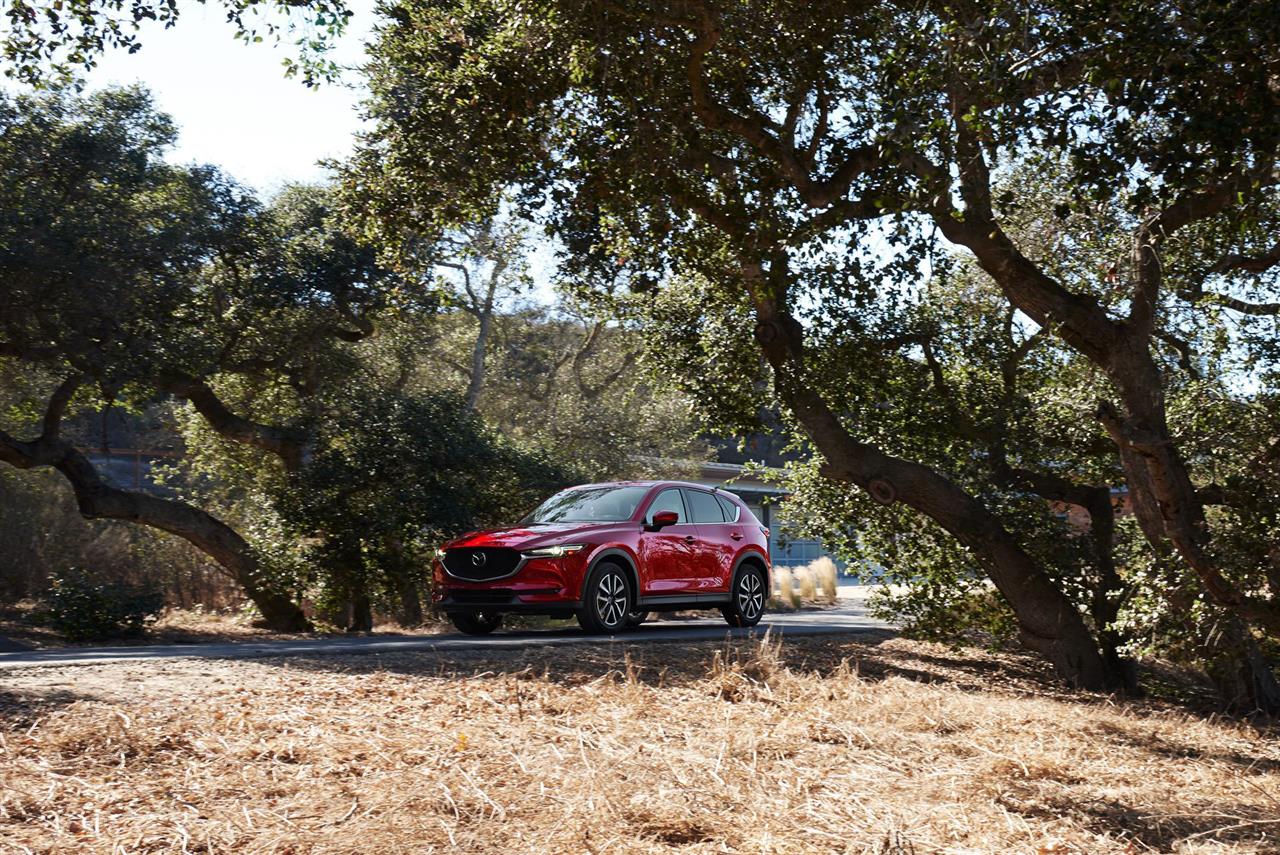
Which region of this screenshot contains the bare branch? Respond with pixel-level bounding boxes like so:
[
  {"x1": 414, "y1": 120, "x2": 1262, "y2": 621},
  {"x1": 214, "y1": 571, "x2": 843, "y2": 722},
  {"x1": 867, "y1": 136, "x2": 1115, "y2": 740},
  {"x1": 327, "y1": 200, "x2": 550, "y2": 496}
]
[
  {"x1": 1209, "y1": 238, "x2": 1280, "y2": 275},
  {"x1": 930, "y1": 158, "x2": 1119, "y2": 363},
  {"x1": 1130, "y1": 182, "x2": 1238, "y2": 333},
  {"x1": 0, "y1": 425, "x2": 310, "y2": 629},
  {"x1": 803, "y1": 82, "x2": 829, "y2": 170},
  {"x1": 683, "y1": 6, "x2": 883, "y2": 210},
  {"x1": 1154, "y1": 329, "x2": 1201, "y2": 378},
  {"x1": 438, "y1": 260, "x2": 480, "y2": 309},
  {"x1": 1200, "y1": 293, "x2": 1280, "y2": 316},
  {"x1": 437, "y1": 355, "x2": 473, "y2": 378}
]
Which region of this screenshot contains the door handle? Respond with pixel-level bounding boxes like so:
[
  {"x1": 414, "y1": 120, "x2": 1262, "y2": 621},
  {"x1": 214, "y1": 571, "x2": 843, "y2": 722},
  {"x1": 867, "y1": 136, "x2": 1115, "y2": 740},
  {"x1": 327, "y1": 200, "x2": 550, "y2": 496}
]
[
  {"x1": 684, "y1": 535, "x2": 696, "y2": 544},
  {"x1": 730, "y1": 531, "x2": 744, "y2": 540}
]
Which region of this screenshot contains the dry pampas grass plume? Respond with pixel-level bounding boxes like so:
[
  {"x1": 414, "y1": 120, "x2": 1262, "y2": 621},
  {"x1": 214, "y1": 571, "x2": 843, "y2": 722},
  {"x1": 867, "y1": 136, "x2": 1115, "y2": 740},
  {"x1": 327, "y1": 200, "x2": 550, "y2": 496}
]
[
  {"x1": 772, "y1": 565, "x2": 799, "y2": 608},
  {"x1": 796, "y1": 565, "x2": 817, "y2": 601},
  {"x1": 811, "y1": 556, "x2": 839, "y2": 601}
]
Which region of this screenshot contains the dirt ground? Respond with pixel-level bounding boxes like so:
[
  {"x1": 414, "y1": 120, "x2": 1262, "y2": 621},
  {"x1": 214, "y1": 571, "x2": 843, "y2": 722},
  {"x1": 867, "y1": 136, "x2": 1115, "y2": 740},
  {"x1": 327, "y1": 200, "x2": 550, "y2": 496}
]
[{"x1": 2, "y1": 632, "x2": 1278, "y2": 854}]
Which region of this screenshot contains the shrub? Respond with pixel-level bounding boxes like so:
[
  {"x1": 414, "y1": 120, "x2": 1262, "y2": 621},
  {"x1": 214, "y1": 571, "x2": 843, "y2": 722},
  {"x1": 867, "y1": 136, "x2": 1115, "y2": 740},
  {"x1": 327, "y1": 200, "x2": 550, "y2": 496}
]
[{"x1": 41, "y1": 574, "x2": 164, "y2": 642}]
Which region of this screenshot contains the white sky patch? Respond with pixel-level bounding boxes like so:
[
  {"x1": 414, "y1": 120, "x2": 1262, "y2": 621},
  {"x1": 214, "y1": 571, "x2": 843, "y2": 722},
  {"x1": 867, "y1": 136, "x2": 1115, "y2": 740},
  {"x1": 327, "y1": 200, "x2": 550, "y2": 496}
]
[
  {"x1": 72, "y1": 3, "x2": 565, "y2": 303},
  {"x1": 81, "y1": 0, "x2": 379, "y2": 195}
]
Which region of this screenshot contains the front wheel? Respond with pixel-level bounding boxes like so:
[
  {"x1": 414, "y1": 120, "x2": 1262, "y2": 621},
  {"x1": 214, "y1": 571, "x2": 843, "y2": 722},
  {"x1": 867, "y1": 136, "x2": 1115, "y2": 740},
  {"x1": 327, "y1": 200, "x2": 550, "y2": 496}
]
[
  {"x1": 722, "y1": 566, "x2": 766, "y2": 628},
  {"x1": 577, "y1": 563, "x2": 633, "y2": 634},
  {"x1": 450, "y1": 611, "x2": 503, "y2": 635}
]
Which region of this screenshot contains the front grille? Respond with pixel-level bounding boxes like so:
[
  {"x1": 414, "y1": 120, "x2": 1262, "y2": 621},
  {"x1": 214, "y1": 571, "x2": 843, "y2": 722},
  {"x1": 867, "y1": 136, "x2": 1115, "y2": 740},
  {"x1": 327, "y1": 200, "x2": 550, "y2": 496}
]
[
  {"x1": 446, "y1": 588, "x2": 517, "y2": 605},
  {"x1": 442, "y1": 547, "x2": 523, "y2": 581}
]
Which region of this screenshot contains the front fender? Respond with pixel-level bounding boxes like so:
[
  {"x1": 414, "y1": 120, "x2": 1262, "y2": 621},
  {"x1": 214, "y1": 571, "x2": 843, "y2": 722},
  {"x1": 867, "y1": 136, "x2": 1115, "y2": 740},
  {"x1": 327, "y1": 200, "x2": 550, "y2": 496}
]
[{"x1": 580, "y1": 545, "x2": 641, "y2": 600}]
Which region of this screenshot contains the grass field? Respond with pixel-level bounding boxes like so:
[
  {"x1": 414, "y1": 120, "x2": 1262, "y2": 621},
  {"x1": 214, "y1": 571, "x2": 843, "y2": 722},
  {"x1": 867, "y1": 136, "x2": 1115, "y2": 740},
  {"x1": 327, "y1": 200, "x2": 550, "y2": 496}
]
[{"x1": 2, "y1": 632, "x2": 1278, "y2": 854}]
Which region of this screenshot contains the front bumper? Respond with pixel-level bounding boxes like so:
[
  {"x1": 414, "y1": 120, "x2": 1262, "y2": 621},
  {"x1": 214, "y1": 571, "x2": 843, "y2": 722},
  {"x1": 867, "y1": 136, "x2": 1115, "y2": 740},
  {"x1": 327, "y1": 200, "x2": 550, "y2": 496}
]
[{"x1": 432, "y1": 555, "x2": 584, "y2": 615}]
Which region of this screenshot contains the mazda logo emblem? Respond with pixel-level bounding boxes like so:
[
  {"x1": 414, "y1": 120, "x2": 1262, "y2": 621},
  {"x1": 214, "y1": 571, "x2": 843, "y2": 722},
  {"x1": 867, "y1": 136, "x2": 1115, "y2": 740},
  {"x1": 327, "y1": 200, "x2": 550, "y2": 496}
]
[{"x1": 471, "y1": 552, "x2": 487, "y2": 567}]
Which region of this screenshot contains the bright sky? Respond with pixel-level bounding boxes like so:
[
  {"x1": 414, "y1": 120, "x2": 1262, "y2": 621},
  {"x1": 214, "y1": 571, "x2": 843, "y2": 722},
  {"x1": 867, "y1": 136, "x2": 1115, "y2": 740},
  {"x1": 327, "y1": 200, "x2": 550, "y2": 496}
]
[
  {"x1": 80, "y1": 0, "x2": 563, "y2": 297},
  {"x1": 83, "y1": 0, "x2": 380, "y2": 194}
]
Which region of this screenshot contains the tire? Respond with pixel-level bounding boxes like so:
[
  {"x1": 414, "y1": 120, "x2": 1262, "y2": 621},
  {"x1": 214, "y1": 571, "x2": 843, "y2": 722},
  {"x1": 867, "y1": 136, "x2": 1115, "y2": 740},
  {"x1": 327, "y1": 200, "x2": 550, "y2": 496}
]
[
  {"x1": 450, "y1": 611, "x2": 503, "y2": 635},
  {"x1": 624, "y1": 609, "x2": 649, "y2": 629},
  {"x1": 577, "y1": 562, "x2": 633, "y2": 633},
  {"x1": 722, "y1": 565, "x2": 766, "y2": 628}
]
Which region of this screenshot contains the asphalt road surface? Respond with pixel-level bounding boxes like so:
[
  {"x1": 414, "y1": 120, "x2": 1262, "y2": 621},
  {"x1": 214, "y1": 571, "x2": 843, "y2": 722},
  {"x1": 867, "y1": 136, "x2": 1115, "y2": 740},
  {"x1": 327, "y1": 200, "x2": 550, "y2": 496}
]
[{"x1": 0, "y1": 595, "x2": 890, "y2": 670}]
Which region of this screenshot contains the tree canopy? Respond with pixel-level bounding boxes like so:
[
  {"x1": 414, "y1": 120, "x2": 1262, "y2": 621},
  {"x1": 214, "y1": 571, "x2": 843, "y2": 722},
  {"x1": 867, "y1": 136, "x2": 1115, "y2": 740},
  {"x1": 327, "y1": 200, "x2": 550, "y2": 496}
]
[
  {"x1": 0, "y1": 85, "x2": 703, "y2": 631},
  {"x1": 350, "y1": 0, "x2": 1280, "y2": 701},
  {"x1": 3, "y1": 0, "x2": 351, "y2": 85}
]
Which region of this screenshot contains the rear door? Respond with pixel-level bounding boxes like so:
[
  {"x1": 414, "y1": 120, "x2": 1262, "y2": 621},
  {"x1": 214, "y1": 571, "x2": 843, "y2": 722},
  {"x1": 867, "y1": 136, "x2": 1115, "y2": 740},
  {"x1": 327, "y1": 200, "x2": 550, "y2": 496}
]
[
  {"x1": 682, "y1": 488, "x2": 734, "y2": 591},
  {"x1": 636, "y1": 488, "x2": 699, "y2": 595}
]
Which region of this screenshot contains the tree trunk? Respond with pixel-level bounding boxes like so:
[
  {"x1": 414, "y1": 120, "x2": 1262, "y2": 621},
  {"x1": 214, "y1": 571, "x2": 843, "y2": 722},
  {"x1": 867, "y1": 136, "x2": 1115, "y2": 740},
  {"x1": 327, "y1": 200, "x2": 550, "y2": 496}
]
[
  {"x1": 396, "y1": 577, "x2": 424, "y2": 627},
  {"x1": 464, "y1": 310, "x2": 491, "y2": 411},
  {"x1": 385, "y1": 536, "x2": 424, "y2": 627},
  {"x1": 1080, "y1": 487, "x2": 1141, "y2": 696},
  {"x1": 350, "y1": 591, "x2": 374, "y2": 633},
  {"x1": 934, "y1": 192, "x2": 1280, "y2": 637},
  {"x1": 751, "y1": 300, "x2": 1117, "y2": 690},
  {"x1": 326, "y1": 545, "x2": 375, "y2": 632},
  {"x1": 1205, "y1": 618, "x2": 1280, "y2": 714},
  {"x1": 0, "y1": 430, "x2": 311, "y2": 631},
  {"x1": 1101, "y1": 345, "x2": 1280, "y2": 637},
  {"x1": 1000, "y1": 460, "x2": 1141, "y2": 694}
]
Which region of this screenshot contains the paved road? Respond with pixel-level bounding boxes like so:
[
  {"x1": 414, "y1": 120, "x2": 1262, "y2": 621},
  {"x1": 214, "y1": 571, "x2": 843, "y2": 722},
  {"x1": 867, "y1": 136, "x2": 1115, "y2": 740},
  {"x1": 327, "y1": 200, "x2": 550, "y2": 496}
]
[{"x1": 0, "y1": 598, "x2": 890, "y2": 669}]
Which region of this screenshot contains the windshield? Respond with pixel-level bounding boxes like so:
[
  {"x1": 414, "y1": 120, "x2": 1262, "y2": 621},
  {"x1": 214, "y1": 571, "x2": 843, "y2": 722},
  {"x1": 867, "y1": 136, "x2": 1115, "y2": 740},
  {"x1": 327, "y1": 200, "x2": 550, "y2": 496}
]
[{"x1": 521, "y1": 486, "x2": 648, "y2": 524}]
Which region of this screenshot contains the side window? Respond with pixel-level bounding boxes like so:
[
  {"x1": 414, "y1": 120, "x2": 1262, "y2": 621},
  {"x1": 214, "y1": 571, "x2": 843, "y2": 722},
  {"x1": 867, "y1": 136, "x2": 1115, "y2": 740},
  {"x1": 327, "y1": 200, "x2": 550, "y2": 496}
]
[
  {"x1": 647, "y1": 488, "x2": 687, "y2": 524},
  {"x1": 716, "y1": 494, "x2": 741, "y2": 523},
  {"x1": 685, "y1": 489, "x2": 726, "y2": 524}
]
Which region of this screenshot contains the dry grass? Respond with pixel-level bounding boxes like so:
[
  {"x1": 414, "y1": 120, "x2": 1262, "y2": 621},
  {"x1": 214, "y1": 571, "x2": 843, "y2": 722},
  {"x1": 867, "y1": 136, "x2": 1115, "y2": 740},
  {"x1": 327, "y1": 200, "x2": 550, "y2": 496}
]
[
  {"x1": 770, "y1": 561, "x2": 841, "y2": 608},
  {"x1": 2, "y1": 633, "x2": 1279, "y2": 854},
  {"x1": 811, "y1": 557, "x2": 839, "y2": 602},
  {"x1": 771, "y1": 566, "x2": 800, "y2": 609},
  {"x1": 796, "y1": 567, "x2": 818, "y2": 601}
]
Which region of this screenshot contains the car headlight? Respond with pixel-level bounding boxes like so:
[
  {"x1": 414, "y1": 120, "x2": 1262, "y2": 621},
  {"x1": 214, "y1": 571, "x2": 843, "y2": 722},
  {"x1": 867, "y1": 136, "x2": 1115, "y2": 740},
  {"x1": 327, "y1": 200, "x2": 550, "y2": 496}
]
[{"x1": 522, "y1": 544, "x2": 586, "y2": 558}]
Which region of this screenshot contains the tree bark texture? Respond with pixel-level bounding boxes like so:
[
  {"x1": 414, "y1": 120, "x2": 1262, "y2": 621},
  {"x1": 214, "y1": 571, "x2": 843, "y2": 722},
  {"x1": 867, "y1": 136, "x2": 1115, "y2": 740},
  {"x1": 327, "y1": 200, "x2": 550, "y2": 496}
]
[{"x1": 750, "y1": 298, "x2": 1118, "y2": 690}]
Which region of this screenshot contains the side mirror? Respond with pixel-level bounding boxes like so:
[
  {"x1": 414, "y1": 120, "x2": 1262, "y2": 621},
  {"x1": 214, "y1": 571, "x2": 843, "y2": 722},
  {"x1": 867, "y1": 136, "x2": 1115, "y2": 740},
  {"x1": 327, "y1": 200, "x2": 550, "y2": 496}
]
[{"x1": 649, "y1": 510, "x2": 680, "y2": 530}]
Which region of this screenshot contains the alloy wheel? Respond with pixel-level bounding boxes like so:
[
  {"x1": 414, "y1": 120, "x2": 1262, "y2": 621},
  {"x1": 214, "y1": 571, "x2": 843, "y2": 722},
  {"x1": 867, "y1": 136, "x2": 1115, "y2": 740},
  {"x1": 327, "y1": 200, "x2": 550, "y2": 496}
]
[
  {"x1": 595, "y1": 570, "x2": 628, "y2": 628},
  {"x1": 737, "y1": 570, "x2": 764, "y2": 621}
]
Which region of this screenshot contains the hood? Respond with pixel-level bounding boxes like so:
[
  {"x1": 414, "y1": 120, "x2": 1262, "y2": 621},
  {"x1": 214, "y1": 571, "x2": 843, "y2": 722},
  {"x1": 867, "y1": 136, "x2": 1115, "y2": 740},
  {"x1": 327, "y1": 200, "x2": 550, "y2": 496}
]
[{"x1": 445, "y1": 521, "x2": 621, "y2": 551}]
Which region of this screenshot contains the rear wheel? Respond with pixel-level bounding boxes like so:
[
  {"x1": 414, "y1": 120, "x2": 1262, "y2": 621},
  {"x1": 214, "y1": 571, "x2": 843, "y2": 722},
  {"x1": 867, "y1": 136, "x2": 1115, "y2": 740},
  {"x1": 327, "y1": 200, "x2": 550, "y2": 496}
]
[
  {"x1": 722, "y1": 565, "x2": 766, "y2": 628},
  {"x1": 577, "y1": 563, "x2": 633, "y2": 633},
  {"x1": 450, "y1": 611, "x2": 503, "y2": 635}
]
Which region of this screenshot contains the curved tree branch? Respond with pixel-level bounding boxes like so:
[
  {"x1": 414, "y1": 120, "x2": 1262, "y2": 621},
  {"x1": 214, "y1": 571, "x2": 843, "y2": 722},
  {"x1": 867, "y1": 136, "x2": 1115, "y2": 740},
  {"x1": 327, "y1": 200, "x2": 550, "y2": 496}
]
[
  {"x1": 159, "y1": 373, "x2": 307, "y2": 471},
  {"x1": 0, "y1": 388, "x2": 309, "y2": 630}
]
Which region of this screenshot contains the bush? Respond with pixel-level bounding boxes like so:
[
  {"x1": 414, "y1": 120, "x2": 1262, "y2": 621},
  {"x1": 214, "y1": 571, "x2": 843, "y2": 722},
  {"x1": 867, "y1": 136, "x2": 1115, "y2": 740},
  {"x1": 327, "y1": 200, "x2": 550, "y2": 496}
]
[{"x1": 41, "y1": 574, "x2": 164, "y2": 641}]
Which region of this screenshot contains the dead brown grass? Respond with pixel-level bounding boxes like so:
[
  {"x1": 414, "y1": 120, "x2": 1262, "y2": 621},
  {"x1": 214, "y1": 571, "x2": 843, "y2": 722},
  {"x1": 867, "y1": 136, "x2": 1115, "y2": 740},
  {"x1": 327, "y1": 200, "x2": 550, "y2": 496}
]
[{"x1": 1, "y1": 634, "x2": 1278, "y2": 854}]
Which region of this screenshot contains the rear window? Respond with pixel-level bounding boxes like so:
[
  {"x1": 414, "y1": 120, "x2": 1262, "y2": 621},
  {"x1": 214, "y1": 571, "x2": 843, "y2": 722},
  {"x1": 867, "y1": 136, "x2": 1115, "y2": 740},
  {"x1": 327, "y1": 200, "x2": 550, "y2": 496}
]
[
  {"x1": 716, "y1": 494, "x2": 741, "y2": 522},
  {"x1": 685, "y1": 489, "x2": 726, "y2": 524}
]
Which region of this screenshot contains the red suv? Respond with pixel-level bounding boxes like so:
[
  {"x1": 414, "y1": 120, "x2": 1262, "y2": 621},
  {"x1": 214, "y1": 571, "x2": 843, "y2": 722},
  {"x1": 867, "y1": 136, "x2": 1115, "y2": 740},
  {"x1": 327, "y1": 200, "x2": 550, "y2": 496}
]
[{"x1": 432, "y1": 481, "x2": 771, "y2": 635}]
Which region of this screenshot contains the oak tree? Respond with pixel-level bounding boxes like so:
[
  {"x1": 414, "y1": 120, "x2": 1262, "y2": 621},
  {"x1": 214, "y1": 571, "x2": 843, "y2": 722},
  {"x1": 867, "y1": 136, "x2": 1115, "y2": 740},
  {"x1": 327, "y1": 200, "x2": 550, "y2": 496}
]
[{"x1": 350, "y1": 0, "x2": 1280, "y2": 692}]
